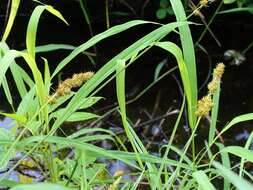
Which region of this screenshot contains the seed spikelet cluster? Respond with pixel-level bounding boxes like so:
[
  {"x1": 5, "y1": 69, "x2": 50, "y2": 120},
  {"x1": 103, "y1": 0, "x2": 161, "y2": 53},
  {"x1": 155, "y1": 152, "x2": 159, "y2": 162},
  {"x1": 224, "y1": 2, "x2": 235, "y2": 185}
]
[
  {"x1": 200, "y1": 0, "x2": 209, "y2": 6},
  {"x1": 48, "y1": 71, "x2": 94, "y2": 103},
  {"x1": 196, "y1": 63, "x2": 225, "y2": 117}
]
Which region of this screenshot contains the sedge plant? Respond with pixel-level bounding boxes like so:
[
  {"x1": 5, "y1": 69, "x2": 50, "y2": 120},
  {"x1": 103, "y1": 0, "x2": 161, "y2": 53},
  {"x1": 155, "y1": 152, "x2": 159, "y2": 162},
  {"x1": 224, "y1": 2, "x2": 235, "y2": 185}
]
[{"x1": 0, "y1": 0, "x2": 253, "y2": 189}]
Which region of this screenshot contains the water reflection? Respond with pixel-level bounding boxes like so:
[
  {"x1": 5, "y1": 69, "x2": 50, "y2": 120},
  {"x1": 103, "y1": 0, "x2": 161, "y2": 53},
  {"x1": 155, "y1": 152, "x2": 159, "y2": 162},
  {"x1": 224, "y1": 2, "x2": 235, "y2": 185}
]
[{"x1": 0, "y1": 117, "x2": 14, "y2": 130}]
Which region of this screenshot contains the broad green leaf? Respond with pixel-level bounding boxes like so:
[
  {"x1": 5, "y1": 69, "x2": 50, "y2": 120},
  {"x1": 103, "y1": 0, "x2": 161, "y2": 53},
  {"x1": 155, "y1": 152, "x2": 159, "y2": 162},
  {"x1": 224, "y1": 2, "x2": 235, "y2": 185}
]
[
  {"x1": 216, "y1": 143, "x2": 231, "y2": 190},
  {"x1": 51, "y1": 20, "x2": 151, "y2": 78},
  {"x1": 221, "y1": 146, "x2": 253, "y2": 163},
  {"x1": 45, "y1": 6, "x2": 68, "y2": 25},
  {"x1": 116, "y1": 59, "x2": 159, "y2": 189},
  {"x1": 25, "y1": 120, "x2": 41, "y2": 135},
  {"x1": 17, "y1": 87, "x2": 36, "y2": 115},
  {"x1": 48, "y1": 93, "x2": 74, "y2": 113},
  {"x1": 10, "y1": 64, "x2": 28, "y2": 98},
  {"x1": 0, "y1": 50, "x2": 19, "y2": 87},
  {"x1": 78, "y1": 96, "x2": 103, "y2": 109},
  {"x1": 193, "y1": 170, "x2": 216, "y2": 190},
  {"x1": 240, "y1": 130, "x2": 253, "y2": 176},
  {"x1": 67, "y1": 128, "x2": 115, "y2": 139},
  {"x1": 169, "y1": 0, "x2": 197, "y2": 128},
  {"x1": 51, "y1": 109, "x2": 99, "y2": 122},
  {"x1": 51, "y1": 21, "x2": 187, "y2": 132},
  {"x1": 0, "y1": 128, "x2": 15, "y2": 170},
  {"x1": 0, "y1": 179, "x2": 20, "y2": 188},
  {"x1": 43, "y1": 57, "x2": 51, "y2": 94},
  {"x1": 2, "y1": 0, "x2": 21, "y2": 41},
  {"x1": 0, "y1": 112, "x2": 26, "y2": 123},
  {"x1": 10, "y1": 183, "x2": 71, "y2": 190},
  {"x1": 223, "y1": 0, "x2": 236, "y2": 4},
  {"x1": 18, "y1": 135, "x2": 189, "y2": 169},
  {"x1": 155, "y1": 42, "x2": 192, "y2": 129},
  {"x1": 219, "y1": 7, "x2": 253, "y2": 13},
  {"x1": 213, "y1": 113, "x2": 253, "y2": 143},
  {"x1": 2, "y1": 76, "x2": 13, "y2": 105},
  {"x1": 0, "y1": 41, "x2": 30, "y2": 98},
  {"x1": 21, "y1": 44, "x2": 75, "y2": 53},
  {"x1": 65, "y1": 112, "x2": 99, "y2": 122},
  {"x1": 26, "y1": 5, "x2": 68, "y2": 59},
  {"x1": 213, "y1": 161, "x2": 253, "y2": 190},
  {"x1": 19, "y1": 52, "x2": 47, "y2": 118}
]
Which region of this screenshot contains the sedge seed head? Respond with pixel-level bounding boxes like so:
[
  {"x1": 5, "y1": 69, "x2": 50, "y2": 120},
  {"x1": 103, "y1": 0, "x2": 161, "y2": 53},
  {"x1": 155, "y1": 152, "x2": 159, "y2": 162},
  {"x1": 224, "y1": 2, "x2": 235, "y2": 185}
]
[
  {"x1": 196, "y1": 95, "x2": 214, "y2": 117},
  {"x1": 208, "y1": 80, "x2": 218, "y2": 94},
  {"x1": 48, "y1": 71, "x2": 94, "y2": 103},
  {"x1": 214, "y1": 63, "x2": 225, "y2": 79},
  {"x1": 200, "y1": 0, "x2": 209, "y2": 6}
]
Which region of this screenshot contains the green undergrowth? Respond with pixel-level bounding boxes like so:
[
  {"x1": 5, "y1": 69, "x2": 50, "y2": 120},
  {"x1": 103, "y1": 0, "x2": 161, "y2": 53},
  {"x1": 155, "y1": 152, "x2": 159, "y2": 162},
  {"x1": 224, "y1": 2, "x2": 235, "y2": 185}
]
[{"x1": 0, "y1": 0, "x2": 253, "y2": 189}]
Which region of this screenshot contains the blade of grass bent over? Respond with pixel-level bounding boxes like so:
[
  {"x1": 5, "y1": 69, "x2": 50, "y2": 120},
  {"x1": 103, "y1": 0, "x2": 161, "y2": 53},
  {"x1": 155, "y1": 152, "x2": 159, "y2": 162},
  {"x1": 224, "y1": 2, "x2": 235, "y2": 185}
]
[
  {"x1": 220, "y1": 146, "x2": 253, "y2": 163},
  {"x1": 192, "y1": 170, "x2": 216, "y2": 190},
  {"x1": 169, "y1": 0, "x2": 197, "y2": 128},
  {"x1": 212, "y1": 113, "x2": 253, "y2": 144},
  {"x1": 213, "y1": 161, "x2": 253, "y2": 190},
  {"x1": 26, "y1": 5, "x2": 68, "y2": 59},
  {"x1": 155, "y1": 42, "x2": 192, "y2": 128}
]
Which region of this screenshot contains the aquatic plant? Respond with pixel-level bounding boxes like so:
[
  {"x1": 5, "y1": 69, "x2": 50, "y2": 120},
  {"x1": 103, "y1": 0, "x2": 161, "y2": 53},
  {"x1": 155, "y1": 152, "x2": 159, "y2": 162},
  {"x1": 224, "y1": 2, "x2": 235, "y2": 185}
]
[{"x1": 0, "y1": 0, "x2": 253, "y2": 189}]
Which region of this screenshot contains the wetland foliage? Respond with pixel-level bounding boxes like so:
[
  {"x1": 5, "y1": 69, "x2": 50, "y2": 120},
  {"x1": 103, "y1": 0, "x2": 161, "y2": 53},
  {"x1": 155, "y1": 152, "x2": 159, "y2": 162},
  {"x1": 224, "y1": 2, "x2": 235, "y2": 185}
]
[{"x1": 0, "y1": 0, "x2": 253, "y2": 189}]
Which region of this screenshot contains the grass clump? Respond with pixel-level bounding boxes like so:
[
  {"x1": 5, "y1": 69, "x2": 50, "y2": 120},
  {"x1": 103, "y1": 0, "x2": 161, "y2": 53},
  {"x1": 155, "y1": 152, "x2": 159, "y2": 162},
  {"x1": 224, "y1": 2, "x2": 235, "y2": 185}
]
[{"x1": 0, "y1": 1, "x2": 253, "y2": 190}]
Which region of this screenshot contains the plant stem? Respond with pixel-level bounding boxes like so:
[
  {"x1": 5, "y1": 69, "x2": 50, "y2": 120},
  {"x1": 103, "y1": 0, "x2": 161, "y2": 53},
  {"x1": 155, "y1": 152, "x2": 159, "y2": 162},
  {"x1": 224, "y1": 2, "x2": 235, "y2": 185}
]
[
  {"x1": 105, "y1": 0, "x2": 110, "y2": 29},
  {"x1": 242, "y1": 40, "x2": 253, "y2": 55},
  {"x1": 167, "y1": 117, "x2": 201, "y2": 188},
  {"x1": 195, "y1": 1, "x2": 223, "y2": 46}
]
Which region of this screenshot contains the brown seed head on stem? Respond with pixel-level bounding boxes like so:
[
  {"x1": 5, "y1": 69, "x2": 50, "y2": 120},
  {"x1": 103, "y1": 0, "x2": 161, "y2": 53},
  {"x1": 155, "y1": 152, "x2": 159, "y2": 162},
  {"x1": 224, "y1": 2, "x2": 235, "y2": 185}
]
[
  {"x1": 48, "y1": 71, "x2": 94, "y2": 103},
  {"x1": 196, "y1": 63, "x2": 225, "y2": 117}
]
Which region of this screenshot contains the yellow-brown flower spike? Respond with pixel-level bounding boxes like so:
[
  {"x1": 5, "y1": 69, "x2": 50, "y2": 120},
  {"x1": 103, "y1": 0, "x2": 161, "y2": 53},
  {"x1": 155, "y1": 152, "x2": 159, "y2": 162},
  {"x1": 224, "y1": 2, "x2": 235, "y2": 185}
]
[
  {"x1": 196, "y1": 95, "x2": 214, "y2": 117},
  {"x1": 200, "y1": 0, "x2": 209, "y2": 6},
  {"x1": 213, "y1": 63, "x2": 225, "y2": 79},
  {"x1": 48, "y1": 71, "x2": 94, "y2": 103},
  {"x1": 208, "y1": 80, "x2": 218, "y2": 94},
  {"x1": 196, "y1": 63, "x2": 225, "y2": 117}
]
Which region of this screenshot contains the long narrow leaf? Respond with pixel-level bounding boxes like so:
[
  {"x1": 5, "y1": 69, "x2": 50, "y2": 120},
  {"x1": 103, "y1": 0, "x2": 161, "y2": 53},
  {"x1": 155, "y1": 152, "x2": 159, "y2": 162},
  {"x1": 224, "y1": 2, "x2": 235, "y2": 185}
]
[
  {"x1": 51, "y1": 21, "x2": 187, "y2": 131},
  {"x1": 169, "y1": 0, "x2": 197, "y2": 128},
  {"x1": 221, "y1": 146, "x2": 253, "y2": 163},
  {"x1": 209, "y1": 78, "x2": 221, "y2": 144},
  {"x1": 51, "y1": 20, "x2": 150, "y2": 78},
  {"x1": 213, "y1": 161, "x2": 253, "y2": 190},
  {"x1": 216, "y1": 143, "x2": 231, "y2": 190},
  {"x1": 2, "y1": 0, "x2": 20, "y2": 41},
  {"x1": 213, "y1": 113, "x2": 253, "y2": 144},
  {"x1": 193, "y1": 170, "x2": 216, "y2": 190}
]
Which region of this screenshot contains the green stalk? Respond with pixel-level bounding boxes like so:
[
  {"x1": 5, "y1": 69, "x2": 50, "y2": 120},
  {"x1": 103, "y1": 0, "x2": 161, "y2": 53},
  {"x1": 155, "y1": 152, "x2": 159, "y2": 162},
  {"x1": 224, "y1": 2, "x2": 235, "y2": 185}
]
[
  {"x1": 166, "y1": 117, "x2": 201, "y2": 188},
  {"x1": 195, "y1": 1, "x2": 223, "y2": 46},
  {"x1": 105, "y1": 0, "x2": 110, "y2": 29}
]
